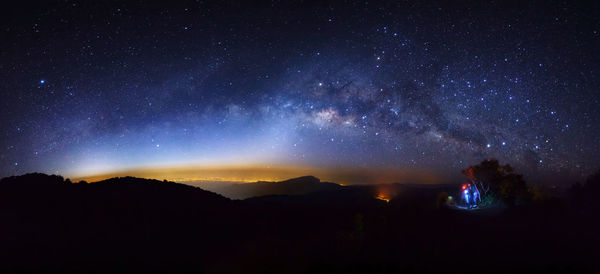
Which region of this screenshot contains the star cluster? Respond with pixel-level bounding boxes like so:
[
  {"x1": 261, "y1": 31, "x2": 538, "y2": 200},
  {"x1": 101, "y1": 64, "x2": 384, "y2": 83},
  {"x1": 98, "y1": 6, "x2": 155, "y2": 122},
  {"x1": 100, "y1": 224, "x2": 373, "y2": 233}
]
[{"x1": 1, "y1": 1, "x2": 598, "y2": 184}]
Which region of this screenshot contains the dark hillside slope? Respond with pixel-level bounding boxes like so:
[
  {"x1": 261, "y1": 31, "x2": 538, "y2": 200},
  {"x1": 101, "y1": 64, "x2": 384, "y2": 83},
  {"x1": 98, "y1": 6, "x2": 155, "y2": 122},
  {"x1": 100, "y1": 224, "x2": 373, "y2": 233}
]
[
  {"x1": 0, "y1": 174, "x2": 236, "y2": 273},
  {"x1": 0, "y1": 173, "x2": 598, "y2": 273}
]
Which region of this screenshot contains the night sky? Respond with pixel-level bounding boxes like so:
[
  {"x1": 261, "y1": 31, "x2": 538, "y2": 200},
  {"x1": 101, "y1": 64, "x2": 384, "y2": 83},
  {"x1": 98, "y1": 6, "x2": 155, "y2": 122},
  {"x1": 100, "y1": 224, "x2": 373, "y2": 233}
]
[{"x1": 1, "y1": 1, "x2": 599, "y2": 184}]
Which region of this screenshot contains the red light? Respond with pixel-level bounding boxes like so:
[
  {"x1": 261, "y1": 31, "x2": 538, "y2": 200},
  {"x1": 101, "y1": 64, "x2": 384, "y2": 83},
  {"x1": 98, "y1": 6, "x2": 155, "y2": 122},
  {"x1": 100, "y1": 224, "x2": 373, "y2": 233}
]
[{"x1": 462, "y1": 185, "x2": 466, "y2": 190}]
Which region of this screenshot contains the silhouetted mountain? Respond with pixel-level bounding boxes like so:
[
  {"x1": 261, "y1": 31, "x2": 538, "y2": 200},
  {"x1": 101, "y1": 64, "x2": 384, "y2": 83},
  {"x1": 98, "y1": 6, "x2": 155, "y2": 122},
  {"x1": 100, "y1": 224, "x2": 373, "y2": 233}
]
[
  {"x1": 0, "y1": 174, "x2": 231, "y2": 211},
  {"x1": 0, "y1": 173, "x2": 237, "y2": 273},
  {"x1": 1, "y1": 172, "x2": 70, "y2": 187},
  {"x1": 91, "y1": 176, "x2": 230, "y2": 204},
  {"x1": 214, "y1": 175, "x2": 343, "y2": 199},
  {"x1": 0, "y1": 173, "x2": 597, "y2": 273}
]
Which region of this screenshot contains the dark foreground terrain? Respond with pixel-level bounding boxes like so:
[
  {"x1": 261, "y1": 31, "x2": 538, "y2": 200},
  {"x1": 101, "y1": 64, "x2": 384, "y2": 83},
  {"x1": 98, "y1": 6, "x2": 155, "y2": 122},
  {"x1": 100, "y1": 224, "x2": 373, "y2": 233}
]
[{"x1": 1, "y1": 173, "x2": 599, "y2": 273}]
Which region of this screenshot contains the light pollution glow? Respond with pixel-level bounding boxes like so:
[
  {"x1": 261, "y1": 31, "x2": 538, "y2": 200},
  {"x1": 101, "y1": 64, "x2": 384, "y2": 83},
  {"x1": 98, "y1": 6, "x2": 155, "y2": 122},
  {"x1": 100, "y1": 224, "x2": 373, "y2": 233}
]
[{"x1": 72, "y1": 164, "x2": 446, "y2": 186}]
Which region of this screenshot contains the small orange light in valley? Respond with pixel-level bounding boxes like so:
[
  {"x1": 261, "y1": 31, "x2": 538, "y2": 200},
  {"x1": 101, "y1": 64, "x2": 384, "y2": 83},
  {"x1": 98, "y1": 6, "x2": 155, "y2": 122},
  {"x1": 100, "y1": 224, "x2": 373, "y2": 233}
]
[{"x1": 376, "y1": 193, "x2": 390, "y2": 202}]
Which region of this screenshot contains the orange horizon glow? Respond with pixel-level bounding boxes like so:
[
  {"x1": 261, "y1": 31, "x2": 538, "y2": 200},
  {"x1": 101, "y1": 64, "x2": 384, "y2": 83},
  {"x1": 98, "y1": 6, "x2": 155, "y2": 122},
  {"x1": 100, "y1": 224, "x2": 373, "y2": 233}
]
[{"x1": 70, "y1": 164, "x2": 445, "y2": 186}]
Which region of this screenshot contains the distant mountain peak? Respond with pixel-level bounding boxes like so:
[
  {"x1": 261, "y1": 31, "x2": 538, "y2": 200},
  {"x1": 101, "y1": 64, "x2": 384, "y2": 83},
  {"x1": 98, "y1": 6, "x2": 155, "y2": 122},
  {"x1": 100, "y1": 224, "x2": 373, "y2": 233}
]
[
  {"x1": 279, "y1": 176, "x2": 321, "y2": 184},
  {"x1": 212, "y1": 175, "x2": 341, "y2": 199}
]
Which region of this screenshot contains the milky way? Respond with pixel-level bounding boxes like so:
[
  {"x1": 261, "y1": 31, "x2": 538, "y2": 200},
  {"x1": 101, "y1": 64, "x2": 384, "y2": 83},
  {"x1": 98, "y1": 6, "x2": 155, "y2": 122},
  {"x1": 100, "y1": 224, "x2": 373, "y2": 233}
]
[{"x1": 1, "y1": 1, "x2": 599, "y2": 183}]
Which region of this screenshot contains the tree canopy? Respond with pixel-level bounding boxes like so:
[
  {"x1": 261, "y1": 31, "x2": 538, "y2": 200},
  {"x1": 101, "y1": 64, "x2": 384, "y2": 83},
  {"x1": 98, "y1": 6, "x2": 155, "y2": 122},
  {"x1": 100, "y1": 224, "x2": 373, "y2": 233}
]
[{"x1": 462, "y1": 159, "x2": 531, "y2": 206}]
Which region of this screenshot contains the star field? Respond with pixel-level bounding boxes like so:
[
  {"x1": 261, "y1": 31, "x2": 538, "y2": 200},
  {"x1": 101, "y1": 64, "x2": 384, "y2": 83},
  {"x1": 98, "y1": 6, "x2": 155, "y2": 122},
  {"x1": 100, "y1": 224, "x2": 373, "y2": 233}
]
[{"x1": 1, "y1": 1, "x2": 599, "y2": 184}]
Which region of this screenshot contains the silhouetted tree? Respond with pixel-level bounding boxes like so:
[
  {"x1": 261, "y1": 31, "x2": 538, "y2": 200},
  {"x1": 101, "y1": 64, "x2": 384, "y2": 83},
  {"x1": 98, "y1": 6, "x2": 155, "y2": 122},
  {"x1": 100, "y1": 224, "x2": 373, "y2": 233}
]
[
  {"x1": 583, "y1": 169, "x2": 600, "y2": 194},
  {"x1": 462, "y1": 159, "x2": 531, "y2": 206},
  {"x1": 573, "y1": 168, "x2": 600, "y2": 211}
]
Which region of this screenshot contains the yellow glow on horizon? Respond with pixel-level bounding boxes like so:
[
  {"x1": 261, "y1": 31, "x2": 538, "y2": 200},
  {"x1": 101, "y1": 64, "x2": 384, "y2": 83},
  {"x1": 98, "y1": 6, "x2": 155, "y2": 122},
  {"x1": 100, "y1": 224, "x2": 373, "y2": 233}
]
[{"x1": 71, "y1": 163, "x2": 444, "y2": 186}]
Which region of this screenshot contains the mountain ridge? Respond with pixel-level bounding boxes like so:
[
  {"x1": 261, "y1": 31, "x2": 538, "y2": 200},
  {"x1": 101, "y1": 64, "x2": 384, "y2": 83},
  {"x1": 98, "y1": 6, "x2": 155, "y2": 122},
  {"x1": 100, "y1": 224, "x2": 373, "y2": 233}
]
[{"x1": 212, "y1": 175, "x2": 343, "y2": 199}]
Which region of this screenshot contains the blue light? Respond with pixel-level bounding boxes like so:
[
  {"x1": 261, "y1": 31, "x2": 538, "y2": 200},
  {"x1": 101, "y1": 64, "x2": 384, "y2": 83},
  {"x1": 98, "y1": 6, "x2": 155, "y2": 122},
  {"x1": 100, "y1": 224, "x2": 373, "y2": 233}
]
[{"x1": 40, "y1": 79, "x2": 45, "y2": 84}]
